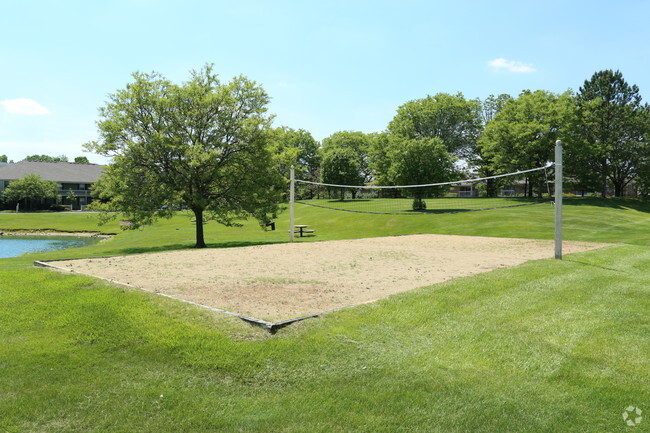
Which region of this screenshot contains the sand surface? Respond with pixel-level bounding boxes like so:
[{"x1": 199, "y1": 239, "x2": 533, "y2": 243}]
[{"x1": 49, "y1": 235, "x2": 607, "y2": 322}]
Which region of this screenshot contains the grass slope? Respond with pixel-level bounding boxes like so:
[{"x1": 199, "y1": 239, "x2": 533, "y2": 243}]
[{"x1": 1, "y1": 198, "x2": 649, "y2": 432}]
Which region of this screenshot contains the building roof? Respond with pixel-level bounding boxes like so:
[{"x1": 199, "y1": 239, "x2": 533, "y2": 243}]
[{"x1": 0, "y1": 161, "x2": 105, "y2": 183}]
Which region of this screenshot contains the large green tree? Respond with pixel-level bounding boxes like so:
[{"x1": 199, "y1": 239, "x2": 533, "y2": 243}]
[
  {"x1": 367, "y1": 132, "x2": 394, "y2": 187},
  {"x1": 3, "y1": 174, "x2": 58, "y2": 210},
  {"x1": 268, "y1": 126, "x2": 321, "y2": 199},
  {"x1": 321, "y1": 131, "x2": 372, "y2": 182},
  {"x1": 470, "y1": 94, "x2": 512, "y2": 196},
  {"x1": 478, "y1": 90, "x2": 574, "y2": 197},
  {"x1": 320, "y1": 147, "x2": 363, "y2": 200},
  {"x1": 86, "y1": 65, "x2": 284, "y2": 248},
  {"x1": 269, "y1": 126, "x2": 320, "y2": 179},
  {"x1": 388, "y1": 137, "x2": 457, "y2": 210},
  {"x1": 569, "y1": 70, "x2": 650, "y2": 197},
  {"x1": 388, "y1": 93, "x2": 483, "y2": 157}
]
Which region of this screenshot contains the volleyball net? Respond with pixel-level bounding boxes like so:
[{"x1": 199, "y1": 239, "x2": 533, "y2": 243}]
[{"x1": 292, "y1": 164, "x2": 554, "y2": 215}]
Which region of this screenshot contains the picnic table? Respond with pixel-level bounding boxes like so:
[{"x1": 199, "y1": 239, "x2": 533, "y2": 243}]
[{"x1": 291, "y1": 225, "x2": 315, "y2": 237}]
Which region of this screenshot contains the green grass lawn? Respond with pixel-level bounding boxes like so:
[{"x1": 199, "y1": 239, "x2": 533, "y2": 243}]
[
  {"x1": 1, "y1": 198, "x2": 649, "y2": 432},
  {"x1": 295, "y1": 196, "x2": 544, "y2": 214}
]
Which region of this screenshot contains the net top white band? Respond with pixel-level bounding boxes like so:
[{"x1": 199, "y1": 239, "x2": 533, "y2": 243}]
[{"x1": 295, "y1": 163, "x2": 553, "y2": 189}]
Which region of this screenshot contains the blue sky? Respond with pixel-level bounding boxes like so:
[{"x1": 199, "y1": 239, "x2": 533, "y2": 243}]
[{"x1": 1, "y1": 0, "x2": 649, "y2": 164}]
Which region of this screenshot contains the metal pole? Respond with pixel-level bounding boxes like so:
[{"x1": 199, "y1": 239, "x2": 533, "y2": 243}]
[
  {"x1": 554, "y1": 140, "x2": 563, "y2": 260},
  {"x1": 289, "y1": 165, "x2": 295, "y2": 243}
]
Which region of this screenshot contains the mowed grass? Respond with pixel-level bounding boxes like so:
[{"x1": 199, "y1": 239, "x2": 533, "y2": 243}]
[
  {"x1": 295, "y1": 196, "x2": 543, "y2": 214},
  {"x1": 1, "y1": 197, "x2": 649, "y2": 265},
  {"x1": 1, "y1": 197, "x2": 649, "y2": 432}
]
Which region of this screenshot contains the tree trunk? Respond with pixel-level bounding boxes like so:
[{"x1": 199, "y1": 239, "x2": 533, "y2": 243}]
[
  {"x1": 486, "y1": 178, "x2": 496, "y2": 198},
  {"x1": 193, "y1": 207, "x2": 207, "y2": 248},
  {"x1": 601, "y1": 161, "x2": 608, "y2": 198},
  {"x1": 614, "y1": 181, "x2": 623, "y2": 197},
  {"x1": 524, "y1": 177, "x2": 528, "y2": 198}
]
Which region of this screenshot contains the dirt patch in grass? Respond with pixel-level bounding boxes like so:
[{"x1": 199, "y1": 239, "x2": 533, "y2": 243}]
[{"x1": 47, "y1": 234, "x2": 608, "y2": 322}]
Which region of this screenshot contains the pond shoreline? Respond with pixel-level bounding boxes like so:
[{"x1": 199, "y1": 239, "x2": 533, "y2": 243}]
[{"x1": 0, "y1": 230, "x2": 114, "y2": 239}]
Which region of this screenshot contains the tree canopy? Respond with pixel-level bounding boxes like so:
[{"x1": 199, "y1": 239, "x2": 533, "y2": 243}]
[
  {"x1": 269, "y1": 127, "x2": 320, "y2": 179},
  {"x1": 388, "y1": 137, "x2": 456, "y2": 209},
  {"x1": 321, "y1": 131, "x2": 373, "y2": 183},
  {"x1": 569, "y1": 70, "x2": 650, "y2": 197},
  {"x1": 79, "y1": 64, "x2": 650, "y2": 229},
  {"x1": 268, "y1": 127, "x2": 321, "y2": 200},
  {"x1": 23, "y1": 154, "x2": 69, "y2": 162},
  {"x1": 86, "y1": 65, "x2": 284, "y2": 248},
  {"x1": 320, "y1": 147, "x2": 363, "y2": 199},
  {"x1": 388, "y1": 93, "x2": 483, "y2": 157},
  {"x1": 73, "y1": 156, "x2": 90, "y2": 164},
  {"x1": 367, "y1": 132, "x2": 394, "y2": 186},
  {"x1": 478, "y1": 90, "x2": 573, "y2": 197}
]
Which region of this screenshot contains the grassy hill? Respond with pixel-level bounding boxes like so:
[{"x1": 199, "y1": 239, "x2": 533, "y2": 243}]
[{"x1": 0, "y1": 198, "x2": 649, "y2": 432}]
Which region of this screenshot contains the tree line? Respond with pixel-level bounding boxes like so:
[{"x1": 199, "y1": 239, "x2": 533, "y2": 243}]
[
  {"x1": 0, "y1": 155, "x2": 91, "y2": 164},
  {"x1": 280, "y1": 70, "x2": 649, "y2": 200},
  {"x1": 81, "y1": 66, "x2": 649, "y2": 247}
]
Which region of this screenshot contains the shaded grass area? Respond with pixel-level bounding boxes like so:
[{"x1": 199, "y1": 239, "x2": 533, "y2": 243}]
[
  {"x1": 0, "y1": 246, "x2": 648, "y2": 432},
  {"x1": 1, "y1": 197, "x2": 649, "y2": 431}
]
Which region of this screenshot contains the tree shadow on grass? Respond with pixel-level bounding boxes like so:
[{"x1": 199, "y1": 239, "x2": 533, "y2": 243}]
[
  {"x1": 402, "y1": 198, "x2": 546, "y2": 214},
  {"x1": 116, "y1": 240, "x2": 286, "y2": 256},
  {"x1": 563, "y1": 257, "x2": 626, "y2": 273},
  {"x1": 563, "y1": 197, "x2": 650, "y2": 212},
  {"x1": 324, "y1": 199, "x2": 372, "y2": 203}
]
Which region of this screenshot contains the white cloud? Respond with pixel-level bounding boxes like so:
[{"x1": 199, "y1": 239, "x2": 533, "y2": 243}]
[
  {"x1": 1, "y1": 98, "x2": 51, "y2": 115},
  {"x1": 488, "y1": 58, "x2": 536, "y2": 73}
]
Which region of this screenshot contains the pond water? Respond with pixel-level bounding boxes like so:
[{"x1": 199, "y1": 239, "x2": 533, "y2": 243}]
[{"x1": 0, "y1": 235, "x2": 100, "y2": 259}]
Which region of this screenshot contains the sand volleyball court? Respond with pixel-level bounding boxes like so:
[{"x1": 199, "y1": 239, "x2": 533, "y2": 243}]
[{"x1": 39, "y1": 234, "x2": 607, "y2": 325}]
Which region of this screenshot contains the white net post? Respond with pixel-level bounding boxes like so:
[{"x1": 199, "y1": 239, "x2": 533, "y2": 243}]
[
  {"x1": 555, "y1": 140, "x2": 563, "y2": 259},
  {"x1": 289, "y1": 165, "x2": 295, "y2": 243}
]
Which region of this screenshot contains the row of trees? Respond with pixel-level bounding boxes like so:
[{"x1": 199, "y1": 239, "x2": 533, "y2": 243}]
[
  {"x1": 280, "y1": 70, "x2": 649, "y2": 200},
  {"x1": 0, "y1": 155, "x2": 92, "y2": 164},
  {"x1": 24, "y1": 155, "x2": 91, "y2": 164},
  {"x1": 86, "y1": 66, "x2": 649, "y2": 248}
]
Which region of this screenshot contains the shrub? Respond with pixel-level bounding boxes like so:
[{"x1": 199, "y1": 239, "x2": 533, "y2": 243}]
[{"x1": 412, "y1": 198, "x2": 427, "y2": 210}]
